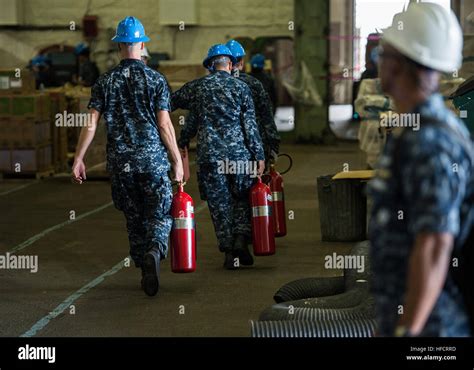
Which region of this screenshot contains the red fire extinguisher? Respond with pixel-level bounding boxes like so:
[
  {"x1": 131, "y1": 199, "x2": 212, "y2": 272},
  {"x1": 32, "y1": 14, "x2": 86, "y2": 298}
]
[
  {"x1": 268, "y1": 165, "x2": 287, "y2": 237},
  {"x1": 250, "y1": 177, "x2": 276, "y2": 256},
  {"x1": 170, "y1": 183, "x2": 196, "y2": 273},
  {"x1": 263, "y1": 154, "x2": 292, "y2": 237}
]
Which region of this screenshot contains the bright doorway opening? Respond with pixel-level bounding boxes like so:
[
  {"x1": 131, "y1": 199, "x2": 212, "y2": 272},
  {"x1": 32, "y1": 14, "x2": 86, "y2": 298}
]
[{"x1": 354, "y1": 0, "x2": 452, "y2": 78}]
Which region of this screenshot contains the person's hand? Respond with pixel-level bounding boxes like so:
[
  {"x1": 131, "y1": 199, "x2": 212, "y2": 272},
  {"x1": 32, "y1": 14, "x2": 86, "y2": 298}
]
[
  {"x1": 171, "y1": 160, "x2": 184, "y2": 183},
  {"x1": 257, "y1": 160, "x2": 265, "y2": 177},
  {"x1": 72, "y1": 158, "x2": 86, "y2": 184}
]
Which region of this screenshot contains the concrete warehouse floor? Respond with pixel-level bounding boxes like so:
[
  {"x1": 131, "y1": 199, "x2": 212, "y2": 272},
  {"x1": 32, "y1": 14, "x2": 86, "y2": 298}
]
[{"x1": 0, "y1": 142, "x2": 365, "y2": 337}]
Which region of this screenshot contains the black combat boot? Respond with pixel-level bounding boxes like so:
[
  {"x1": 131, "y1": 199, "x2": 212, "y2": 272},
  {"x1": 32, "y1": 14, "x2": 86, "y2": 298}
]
[
  {"x1": 142, "y1": 248, "x2": 161, "y2": 296},
  {"x1": 233, "y1": 235, "x2": 254, "y2": 266},
  {"x1": 224, "y1": 251, "x2": 238, "y2": 270}
]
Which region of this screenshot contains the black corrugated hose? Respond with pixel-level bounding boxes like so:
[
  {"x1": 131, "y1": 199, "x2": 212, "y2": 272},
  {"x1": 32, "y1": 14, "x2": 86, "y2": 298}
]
[
  {"x1": 260, "y1": 280, "x2": 370, "y2": 320},
  {"x1": 252, "y1": 241, "x2": 374, "y2": 337},
  {"x1": 273, "y1": 240, "x2": 371, "y2": 303},
  {"x1": 251, "y1": 318, "x2": 376, "y2": 338},
  {"x1": 273, "y1": 277, "x2": 345, "y2": 303}
]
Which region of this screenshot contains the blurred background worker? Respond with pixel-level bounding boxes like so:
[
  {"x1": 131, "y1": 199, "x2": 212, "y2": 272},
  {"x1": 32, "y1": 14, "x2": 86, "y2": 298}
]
[
  {"x1": 72, "y1": 16, "x2": 183, "y2": 297},
  {"x1": 250, "y1": 53, "x2": 277, "y2": 115},
  {"x1": 226, "y1": 40, "x2": 280, "y2": 165},
  {"x1": 172, "y1": 44, "x2": 265, "y2": 270},
  {"x1": 368, "y1": 3, "x2": 473, "y2": 337},
  {"x1": 141, "y1": 46, "x2": 150, "y2": 65},
  {"x1": 74, "y1": 43, "x2": 99, "y2": 87},
  {"x1": 352, "y1": 33, "x2": 381, "y2": 114},
  {"x1": 28, "y1": 54, "x2": 54, "y2": 89}
]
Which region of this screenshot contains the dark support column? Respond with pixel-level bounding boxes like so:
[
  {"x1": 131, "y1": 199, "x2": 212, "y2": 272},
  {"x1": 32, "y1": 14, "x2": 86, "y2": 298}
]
[{"x1": 293, "y1": 0, "x2": 332, "y2": 143}]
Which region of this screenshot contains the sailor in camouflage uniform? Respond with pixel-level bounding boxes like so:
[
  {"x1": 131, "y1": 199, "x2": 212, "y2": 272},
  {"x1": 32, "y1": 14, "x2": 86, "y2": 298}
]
[
  {"x1": 180, "y1": 41, "x2": 280, "y2": 166},
  {"x1": 250, "y1": 54, "x2": 277, "y2": 115},
  {"x1": 368, "y1": 3, "x2": 473, "y2": 336},
  {"x1": 72, "y1": 17, "x2": 183, "y2": 297},
  {"x1": 172, "y1": 44, "x2": 265, "y2": 270},
  {"x1": 226, "y1": 40, "x2": 280, "y2": 164}
]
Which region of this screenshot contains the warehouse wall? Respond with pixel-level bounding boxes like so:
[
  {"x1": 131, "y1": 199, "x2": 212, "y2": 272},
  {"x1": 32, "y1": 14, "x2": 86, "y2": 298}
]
[{"x1": 0, "y1": 0, "x2": 294, "y2": 70}]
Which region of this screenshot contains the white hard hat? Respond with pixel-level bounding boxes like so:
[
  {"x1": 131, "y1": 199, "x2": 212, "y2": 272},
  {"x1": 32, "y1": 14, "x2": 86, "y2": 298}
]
[
  {"x1": 383, "y1": 2, "x2": 463, "y2": 73},
  {"x1": 141, "y1": 46, "x2": 150, "y2": 59}
]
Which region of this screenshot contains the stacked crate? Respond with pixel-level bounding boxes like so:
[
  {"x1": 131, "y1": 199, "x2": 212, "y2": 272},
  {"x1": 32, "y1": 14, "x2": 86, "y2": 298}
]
[
  {"x1": 79, "y1": 94, "x2": 107, "y2": 174},
  {"x1": 0, "y1": 92, "x2": 53, "y2": 177},
  {"x1": 48, "y1": 90, "x2": 69, "y2": 172},
  {"x1": 66, "y1": 90, "x2": 107, "y2": 176},
  {"x1": 0, "y1": 69, "x2": 36, "y2": 94}
]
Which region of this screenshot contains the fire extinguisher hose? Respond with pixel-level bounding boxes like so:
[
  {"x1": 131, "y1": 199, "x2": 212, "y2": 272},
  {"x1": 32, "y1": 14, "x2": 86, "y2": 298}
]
[{"x1": 276, "y1": 153, "x2": 293, "y2": 175}]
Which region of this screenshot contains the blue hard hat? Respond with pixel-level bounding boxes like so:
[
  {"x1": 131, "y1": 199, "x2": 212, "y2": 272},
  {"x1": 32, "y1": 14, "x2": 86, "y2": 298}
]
[
  {"x1": 203, "y1": 44, "x2": 237, "y2": 69},
  {"x1": 111, "y1": 16, "x2": 150, "y2": 43},
  {"x1": 250, "y1": 54, "x2": 265, "y2": 69},
  {"x1": 225, "y1": 39, "x2": 246, "y2": 59},
  {"x1": 31, "y1": 55, "x2": 50, "y2": 67},
  {"x1": 74, "y1": 43, "x2": 89, "y2": 56}
]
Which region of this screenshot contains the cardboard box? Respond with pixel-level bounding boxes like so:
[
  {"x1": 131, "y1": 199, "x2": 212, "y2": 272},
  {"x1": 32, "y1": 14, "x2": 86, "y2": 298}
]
[
  {"x1": 0, "y1": 119, "x2": 23, "y2": 148},
  {"x1": 11, "y1": 94, "x2": 51, "y2": 120},
  {"x1": 8, "y1": 119, "x2": 22, "y2": 148},
  {"x1": 0, "y1": 119, "x2": 51, "y2": 148},
  {"x1": 0, "y1": 69, "x2": 36, "y2": 95},
  {"x1": 49, "y1": 91, "x2": 69, "y2": 170},
  {"x1": 0, "y1": 120, "x2": 14, "y2": 147},
  {"x1": 19, "y1": 120, "x2": 51, "y2": 147},
  {"x1": 11, "y1": 144, "x2": 52, "y2": 172}
]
